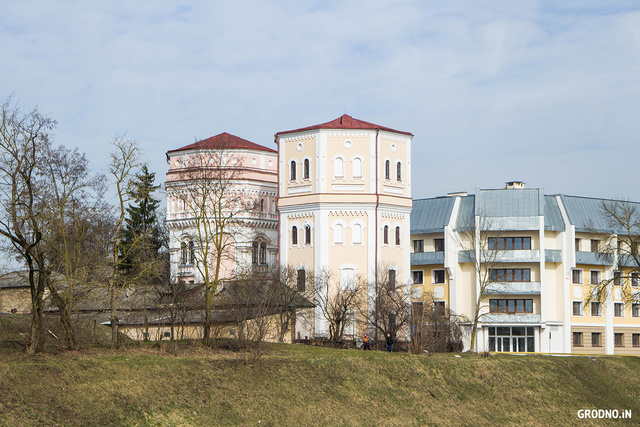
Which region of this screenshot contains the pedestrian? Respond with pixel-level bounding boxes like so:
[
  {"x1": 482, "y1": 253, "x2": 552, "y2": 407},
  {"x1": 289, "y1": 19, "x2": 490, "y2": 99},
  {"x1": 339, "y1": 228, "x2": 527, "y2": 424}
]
[
  {"x1": 363, "y1": 333, "x2": 371, "y2": 350},
  {"x1": 386, "y1": 333, "x2": 393, "y2": 352}
]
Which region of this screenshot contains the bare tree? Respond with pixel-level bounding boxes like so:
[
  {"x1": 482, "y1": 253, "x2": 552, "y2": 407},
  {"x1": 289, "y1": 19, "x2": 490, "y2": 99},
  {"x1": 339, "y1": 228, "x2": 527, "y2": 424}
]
[
  {"x1": 409, "y1": 292, "x2": 464, "y2": 354},
  {"x1": 456, "y1": 214, "x2": 505, "y2": 352},
  {"x1": 262, "y1": 265, "x2": 313, "y2": 343},
  {"x1": 168, "y1": 145, "x2": 245, "y2": 345},
  {"x1": 312, "y1": 268, "x2": 360, "y2": 344},
  {"x1": 357, "y1": 266, "x2": 412, "y2": 347},
  {"x1": 106, "y1": 136, "x2": 140, "y2": 348},
  {"x1": 586, "y1": 200, "x2": 640, "y2": 306},
  {"x1": 37, "y1": 144, "x2": 107, "y2": 350},
  {"x1": 0, "y1": 97, "x2": 55, "y2": 354}
]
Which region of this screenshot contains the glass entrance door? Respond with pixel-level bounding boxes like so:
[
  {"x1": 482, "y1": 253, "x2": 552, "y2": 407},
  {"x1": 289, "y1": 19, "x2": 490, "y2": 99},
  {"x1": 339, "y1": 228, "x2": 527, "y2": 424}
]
[{"x1": 488, "y1": 326, "x2": 535, "y2": 352}]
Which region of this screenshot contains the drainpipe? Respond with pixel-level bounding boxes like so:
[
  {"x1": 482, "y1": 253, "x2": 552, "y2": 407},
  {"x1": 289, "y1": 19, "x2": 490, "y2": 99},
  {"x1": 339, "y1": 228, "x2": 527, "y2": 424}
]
[{"x1": 374, "y1": 129, "x2": 380, "y2": 342}]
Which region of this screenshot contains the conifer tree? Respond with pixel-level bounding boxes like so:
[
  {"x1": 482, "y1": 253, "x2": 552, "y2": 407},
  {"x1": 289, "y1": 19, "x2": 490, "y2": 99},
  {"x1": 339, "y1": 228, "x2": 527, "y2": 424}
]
[{"x1": 119, "y1": 165, "x2": 162, "y2": 273}]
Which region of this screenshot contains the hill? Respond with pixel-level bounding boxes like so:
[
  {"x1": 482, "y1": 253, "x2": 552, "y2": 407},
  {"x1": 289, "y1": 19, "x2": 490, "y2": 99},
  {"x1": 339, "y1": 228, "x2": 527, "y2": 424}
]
[{"x1": 0, "y1": 342, "x2": 638, "y2": 426}]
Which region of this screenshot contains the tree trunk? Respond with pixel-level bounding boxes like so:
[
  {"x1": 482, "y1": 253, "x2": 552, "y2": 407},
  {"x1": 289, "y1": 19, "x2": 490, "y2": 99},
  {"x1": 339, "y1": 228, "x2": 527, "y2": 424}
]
[{"x1": 109, "y1": 285, "x2": 120, "y2": 348}]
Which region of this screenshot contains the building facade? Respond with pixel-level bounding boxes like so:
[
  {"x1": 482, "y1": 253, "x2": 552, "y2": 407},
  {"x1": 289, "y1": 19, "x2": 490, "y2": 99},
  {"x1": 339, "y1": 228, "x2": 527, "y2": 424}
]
[
  {"x1": 410, "y1": 183, "x2": 640, "y2": 355},
  {"x1": 276, "y1": 115, "x2": 413, "y2": 339},
  {"x1": 166, "y1": 132, "x2": 279, "y2": 284}
]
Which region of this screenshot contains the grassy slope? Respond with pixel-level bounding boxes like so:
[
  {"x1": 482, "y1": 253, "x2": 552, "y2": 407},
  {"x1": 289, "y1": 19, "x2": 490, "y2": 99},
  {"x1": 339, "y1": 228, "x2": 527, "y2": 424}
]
[{"x1": 0, "y1": 344, "x2": 639, "y2": 426}]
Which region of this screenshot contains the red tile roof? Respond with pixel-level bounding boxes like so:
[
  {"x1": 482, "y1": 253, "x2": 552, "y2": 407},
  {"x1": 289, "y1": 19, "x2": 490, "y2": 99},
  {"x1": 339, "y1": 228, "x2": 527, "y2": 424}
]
[
  {"x1": 167, "y1": 132, "x2": 277, "y2": 154},
  {"x1": 275, "y1": 114, "x2": 412, "y2": 137}
]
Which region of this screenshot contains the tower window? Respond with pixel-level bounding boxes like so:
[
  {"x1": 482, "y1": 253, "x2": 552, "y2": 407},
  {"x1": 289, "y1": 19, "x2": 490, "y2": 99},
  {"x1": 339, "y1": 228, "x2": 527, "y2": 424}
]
[
  {"x1": 305, "y1": 225, "x2": 311, "y2": 245},
  {"x1": 304, "y1": 158, "x2": 310, "y2": 179},
  {"x1": 290, "y1": 160, "x2": 296, "y2": 181}
]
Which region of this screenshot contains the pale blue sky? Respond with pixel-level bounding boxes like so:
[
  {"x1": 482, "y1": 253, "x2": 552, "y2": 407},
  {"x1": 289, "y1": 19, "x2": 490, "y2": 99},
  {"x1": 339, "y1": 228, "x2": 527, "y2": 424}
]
[{"x1": 1, "y1": 1, "x2": 639, "y2": 202}]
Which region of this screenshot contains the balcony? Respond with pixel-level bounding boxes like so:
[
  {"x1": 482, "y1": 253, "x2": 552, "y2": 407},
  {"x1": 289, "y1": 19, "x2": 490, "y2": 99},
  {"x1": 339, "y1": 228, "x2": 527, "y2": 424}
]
[
  {"x1": 576, "y1": 251, "x2": 613, "y2": 266},
  {"x1": 481, "y1": 313, "x2": 541, "y2": 324},
  {"x1": 545, "y1": 249, "x2": 562, "y2": 263},
  {"x1": 411, "y1": 252, "x2": 445, "y2": 266},
  {"x1": 458, "y1": 250, "x2": 540, "y2": 263},
  {"x1": 485, "y1": 282, "x2": 541, "y2": 295}
]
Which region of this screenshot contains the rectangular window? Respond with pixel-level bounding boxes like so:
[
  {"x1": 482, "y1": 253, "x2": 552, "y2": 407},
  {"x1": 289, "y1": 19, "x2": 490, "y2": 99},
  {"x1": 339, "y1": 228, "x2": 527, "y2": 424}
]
[
  {"x1": 412, "y1": 302, "x2": 424, "y2": 322},
  {"x1": 614, "y1": 333, "x2": 624, "y2": 347},
  {"x1": 412, "y1": 271, "x2": 423, "y2": 285},
  {"x1": 489, "y1": 299, "x2": 533, "y2": 314},
  {"x1": 433, "y1": 270, "x2": 445, "y2": 284},
  {"x1": 340, "y1": 268, "x2": 356, "y2": 291},
  {"x1": 434, "y1": 238, "x2": 445, "y2": 252},
  {"x1": 614, "y1": 303, "x2": 624, "y2": 317},
  {"x1": 591, "y1": 302, "x2": 601, "y2": 317},
  {"x1": 633, "y1": 272, "x2": 639, "y2": 286},
  {"x1": 573, "y1": 332, "x2": 583, "y2": 347},
  {"x1": 591, "y1": 332, "x2": 601, "y2": 347},
  {"x1": 614, "y1": 271, "x2": 621, "y2": 286},
  {"x1": 590, "y1": 270, "x2": 600, "y2": 285},
  {"x1": 297, "y1": 269, "x2": 306, "y2": 292},
  {"x1": 572, "y1": 270, "x2": 582, "y2": 284},
  {"x1": 388, "y1": 269, "x2": 396, "y2": 291},
  {"x1": 575, "y1": 238, "x2": 581, "y2": 252},
  {"x1": 591, "y1": 239, "x2": 600, "y2": 252},
  {"x1": 632, "y1": 303, "x2": 640, "y2": 318},
  {"x1": 633, "y1": 334, "x2": 640, "y2": 347},
  {"x1": 489, "y1": 268, "x2": 531, "y2": 282},
  {"x1": 573, "y1": 301, "x2": 582, "y2": 316},
  {"x1": 432, "y1": 301, "x2": 445, "y2": 315},
  {"x1": 488, "y1": 237, "x2": 531, "y2": 250},
  {"x1": 413, "y1": 239, "x2": 424, "y2": 253}
]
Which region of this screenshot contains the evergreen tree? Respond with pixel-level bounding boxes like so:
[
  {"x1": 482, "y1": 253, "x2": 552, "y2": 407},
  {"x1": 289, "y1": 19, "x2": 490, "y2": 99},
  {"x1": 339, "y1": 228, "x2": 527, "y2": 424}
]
[{"x1": 119, "y1": 165, "x2": 162, "y2": 273}]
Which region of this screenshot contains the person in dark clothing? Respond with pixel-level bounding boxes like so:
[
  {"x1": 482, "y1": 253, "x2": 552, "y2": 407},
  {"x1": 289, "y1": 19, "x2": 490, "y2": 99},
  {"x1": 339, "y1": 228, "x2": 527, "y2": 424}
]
[
  {"x1": 386, "y1": 333, "x2": 393, "y2": 352},
  {"x1": 363, "y1": 333, "x2": 371, "y2": 350}
]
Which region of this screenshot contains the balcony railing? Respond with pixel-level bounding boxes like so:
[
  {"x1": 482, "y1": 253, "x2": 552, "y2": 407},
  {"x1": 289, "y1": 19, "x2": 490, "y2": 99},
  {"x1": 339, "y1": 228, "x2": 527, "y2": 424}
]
[
  {"x1": 481, "y1": 313, "x2": 541, "y2": 324},
  {"x1": 410, "y1": 252, "x2": 445, "y2": 265},
  {"x1": 576, "y1": 251, "x2": 613, "y2": 266},
  {"x1": 485, "y1": 282, "x2": 541, "y2": 295}
]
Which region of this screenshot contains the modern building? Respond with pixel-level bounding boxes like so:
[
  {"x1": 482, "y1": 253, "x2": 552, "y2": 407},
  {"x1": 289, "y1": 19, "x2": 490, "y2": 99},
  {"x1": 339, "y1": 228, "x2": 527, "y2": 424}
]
[
  {"x1": 275, "y1": 114, "x2": 413, "y2": 339},
  {"x1": 410, "y1": 183, "x2": 640, "y2": 355}
]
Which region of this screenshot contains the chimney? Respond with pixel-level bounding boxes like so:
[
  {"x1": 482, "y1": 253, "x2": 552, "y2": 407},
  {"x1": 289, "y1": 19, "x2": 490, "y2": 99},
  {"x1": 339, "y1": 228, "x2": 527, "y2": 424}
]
[
  {"x1": 447, "y1": 191, "x2": 468, "y2": 197},
  {"x1": 504, "y1": 181, "x2": 525, "y2": 189}
]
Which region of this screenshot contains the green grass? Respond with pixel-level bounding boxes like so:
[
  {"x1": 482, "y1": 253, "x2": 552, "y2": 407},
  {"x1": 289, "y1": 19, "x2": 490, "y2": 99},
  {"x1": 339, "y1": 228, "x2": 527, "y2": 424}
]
[{"x1": 1, "y1": 315, "x2": 639, "y2": 426}]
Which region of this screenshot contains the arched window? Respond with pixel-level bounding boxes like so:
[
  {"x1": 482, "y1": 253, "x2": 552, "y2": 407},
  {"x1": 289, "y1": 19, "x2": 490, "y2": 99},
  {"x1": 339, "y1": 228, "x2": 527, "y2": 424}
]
[
  {"x1": 352, "y1": 157, "x2": 362, "y2": 178},
  {"x1": 290, "y1": 160, "x2": 297, "y2": 181},
  {"x1": 396, "y1": 162, "x2": 402, "y2": 182},
  {"x1": 180, "y1": 242, "x2": 188, "y2": 264},
  {"x1": 334, "y1": 224, "x2": 344, "y2": 244},
  {"x1": 259, "y1": 242, "x2": 267, "y2": 265},
  {"x1": 383, "y1": 225, "x2": 389, "y2": 245},
  {"x1": 188, "y1": 241, "x2": 195, "y2": 264},
  {"x1": 395, "y1": 226, "x2": 401, "y2": 246},
  {"x1": 252, "y1": 241, "x2": 259, "y2": 264},
  {"x1": 305, "y1": 225, "x2": 312, "y2": 245},
  {"x1": 333, "y1": 157, "x2": 344, "y2": 178},
  {"x1": 352, "y1": 224, "x2": 362, "y2": 245},
  {"x1": 292, "y1": 226, "x2": 298, "y2": 245},
  {"x1": 260, "y1": 199, "x2": 264, "y2": 211},
  {"x1": 385, "y1": 160, "x2": 390, "y2": 180},
  {"x1": 304, "y1": 159, "x2": 310, "y2": 179}
]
